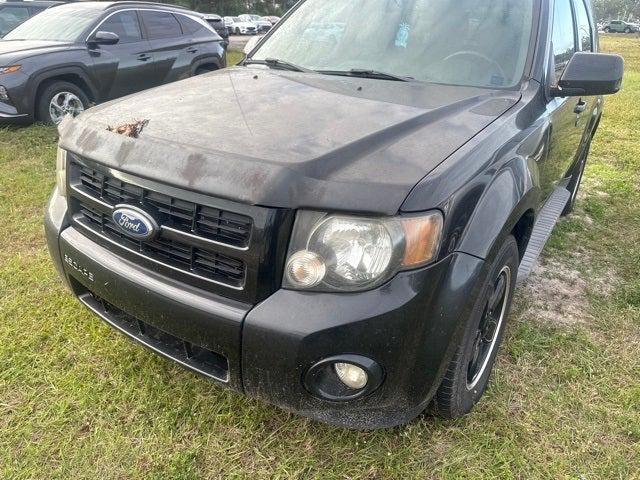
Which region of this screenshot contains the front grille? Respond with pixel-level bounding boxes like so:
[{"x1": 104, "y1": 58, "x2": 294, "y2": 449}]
[
  {"x1": 67, "y1": 156, "x2": 294, "y2": 303},
  {"x1": 79, "y1": 202, "x2": 246, "y2": 287},
  {"x1": 77, "y1": 164, "x2": 252, "y2": 249}
]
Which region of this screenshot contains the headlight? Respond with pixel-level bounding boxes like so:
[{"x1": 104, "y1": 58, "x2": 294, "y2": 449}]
[
  {"x1": 0, "y1": 65, "x2": 21, "y2": 75},
  {"x1": 283, "y1": 210, "x2": 443, "y2": 292},
  {"x1": 56, "y1": 147, "x2": 67, "y2": 196}
]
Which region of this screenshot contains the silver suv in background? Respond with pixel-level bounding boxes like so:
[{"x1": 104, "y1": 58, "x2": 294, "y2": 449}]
[{"x1": 603, "y1": 20, "x2": 639, "y2": 33}]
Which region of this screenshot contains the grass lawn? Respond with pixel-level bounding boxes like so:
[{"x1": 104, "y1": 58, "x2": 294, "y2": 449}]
[{"x1": 1, "y1": 38, "x2": 639, "y2": 479}]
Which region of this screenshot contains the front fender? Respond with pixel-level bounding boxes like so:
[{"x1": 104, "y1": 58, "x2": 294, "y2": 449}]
[{"x1": 456, "y1": 154, "x2": 540, "y2": 260}]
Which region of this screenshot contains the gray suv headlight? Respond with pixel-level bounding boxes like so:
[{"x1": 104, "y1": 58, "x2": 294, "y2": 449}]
[{"x1": 283, "y1": 210, "x2": 443, "y2": 292}]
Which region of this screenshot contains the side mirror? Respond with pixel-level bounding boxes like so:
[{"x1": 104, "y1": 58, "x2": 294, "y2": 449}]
[
  {"x1": 243, "y1": 35, "x2": 262, "y2": 54},
  {"x1": 88, "y1": 31, "x2": 120, "y2": 46},
  {"x1": 552, "y1": 52, "x2": 624, "y2": 97}
]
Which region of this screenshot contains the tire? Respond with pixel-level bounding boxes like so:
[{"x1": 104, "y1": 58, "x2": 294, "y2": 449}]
[
  {"x1": 36, "y1": 80, "x2": 89, "y2": 125},
  {"x1": 431, "y1": 235, "x2": 519, "y2": 418},
  {"x1": 624, "y1": 27, "x2": 631, "y2": 33},
  {"x1": 604, "y1": 27, "x2": 610, "y2": 33},
  {"x1": 562, "y1": 139, "x2": 591, "y2": 216},
  {"x1": 235, "y1": 27, "x2": 240, "y2": 35}
]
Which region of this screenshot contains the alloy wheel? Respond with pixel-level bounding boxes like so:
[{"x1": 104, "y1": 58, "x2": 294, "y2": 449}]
[{"x1": 49, "y1": 91, "x2": 85, "y2": 124}]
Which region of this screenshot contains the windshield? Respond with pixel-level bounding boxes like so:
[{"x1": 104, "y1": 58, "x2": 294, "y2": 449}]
[
  {"x1": 3, "y1": 4, "x2": 102, "y2": 42},
  {"x1": 252, "y1": 0, "x2": 534, "y2": 88}
]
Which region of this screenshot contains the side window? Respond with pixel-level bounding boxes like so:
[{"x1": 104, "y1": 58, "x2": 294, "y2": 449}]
[
  {"x1": 552, "y1": 0, "x2": 577, "y2": 78},
  {"x1": 177, "y1": 15, "x2": 205, "y2": 35},
  {"x1": 142, "y1": 11, "x2": 182, "y2": 39},
  {"x1": 28, "y1": 7, "x2": 47, "y2": 15},
  {"x1": 0, "y1": 6, "x2": 30, "y2": 30},
  {"x1": 99, "y1": 11, "x2": 143, "y2": 44},
  {"x1": 573, "y1": 0, "x2": 593, "y2": 52}
]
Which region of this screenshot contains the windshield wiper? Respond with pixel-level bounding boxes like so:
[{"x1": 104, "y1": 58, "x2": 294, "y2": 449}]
[
  {"x1": 244, "y1": 58, "x2": 315, "y2": 73},
  {"x1": 319, "y1": 68, "x2": 412, "y2": 82}
]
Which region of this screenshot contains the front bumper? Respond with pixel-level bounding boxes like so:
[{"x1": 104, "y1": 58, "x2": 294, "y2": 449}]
[
  {"x1": 45, "y1": 187, "x2": 486, "y2": 428},
  {"x1": 0, "y1": 71, "x2": 33, "y2": 123}
]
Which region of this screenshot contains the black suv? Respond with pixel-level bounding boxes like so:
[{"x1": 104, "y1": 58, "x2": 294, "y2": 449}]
[
  {"x1": 46, "y1": 0, "x2": 623, "y2": 429},
  {"x1": 0, "y1": 1, "x2": 225, "y2": 124},
  {"x1": 203, "y1": 13, "x2": 229, "y2": 43},
  {"x1": 0, "y1": 0, "x2": 61, "y2": 37}
]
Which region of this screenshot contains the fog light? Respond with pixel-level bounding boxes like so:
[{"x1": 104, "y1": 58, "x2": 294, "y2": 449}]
[
  {"x1": 0, "y1": 86, "x2": 9, "y2": 102},
  {"x1": 285, "y1": 250, "x2": 325, "y2": 288},
  {"x1": 334, "y1": 362, "x2": 368, "y2": 390}
]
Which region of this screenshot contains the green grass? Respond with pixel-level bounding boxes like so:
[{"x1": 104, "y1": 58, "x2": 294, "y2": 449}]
[
  {"x1": 227, "y1": 49, "x2": 245, "y2": 67},
  {"x1": 1, "y1": 37, "x2": 639, "y2": 479}
]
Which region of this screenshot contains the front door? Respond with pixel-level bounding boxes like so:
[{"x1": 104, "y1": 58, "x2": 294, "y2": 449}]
[
  {"x1": 89, "y1": 10, "x2": 156, "y2": 99},
  {"x1": 540, "y1": 0, "x2": 586, "y2": 198}
]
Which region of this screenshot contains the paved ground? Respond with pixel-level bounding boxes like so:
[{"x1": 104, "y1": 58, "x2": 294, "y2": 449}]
[{"x1": 228, "y1": 34, "x2": 261, "y2": 51}]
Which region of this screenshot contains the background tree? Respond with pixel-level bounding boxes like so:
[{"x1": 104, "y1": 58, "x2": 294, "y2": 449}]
[{"x1": 593, "y1": 0, "x2": 640, "y2": 21}]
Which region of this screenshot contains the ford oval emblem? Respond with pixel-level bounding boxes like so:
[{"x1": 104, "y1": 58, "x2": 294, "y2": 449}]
[{"x1": 112, "y1": 205, "x2": 159, "y2": 241}]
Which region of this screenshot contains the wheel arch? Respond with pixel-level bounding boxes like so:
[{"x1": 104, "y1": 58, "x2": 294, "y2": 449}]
[
  {"x1": 191, "y1": 56, "x2": 222, "y2": 76},
  {"x1": 455, "y1": 156, "x2": 541, "y2": 263},
  {"x1": 511, "y1": 209, "x2": 535, "y2": 260},
  {"x1": 31, "y1": 67, "x2": 98, "y2": 115}
]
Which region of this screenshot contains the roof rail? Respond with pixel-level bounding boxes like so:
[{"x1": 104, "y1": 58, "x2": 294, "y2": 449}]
[{"x1": 106, "y1": 1, "x2": 190, "y2": 10}]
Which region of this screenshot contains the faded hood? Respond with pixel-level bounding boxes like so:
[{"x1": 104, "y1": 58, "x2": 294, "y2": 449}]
[
  {"x1": 0, "y1": 40, "x2": 74, "y2": 61},
  {"x1": 59, "y1": 67, "x2": 520, "y2": 214}
]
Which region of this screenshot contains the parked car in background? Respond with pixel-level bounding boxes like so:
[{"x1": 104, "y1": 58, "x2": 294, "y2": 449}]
[
  {"x1": 0, "y1": 1, "x2": 225, "y2": 124},
  {"x1": 224, "y1": 16, "x2": 256, "y2": 35},
  {"x1": 262, "y1": 15, "x2": 280, "y2": 26},
  {"x1": 603, "y1": 20, "x2": 639, "y2": 33},
  {"x1": 0, "y1": 0, "x2": 61, "y2": 37},
  {"x1": 203, "y1": 13, "x2": 228, "y2": 43},
  {"x1": 46, "y1": 0, "x2": 623, "y2": 428},
  {"x1": 239, "y1": 14, "x2": 271, "y2": 32}
]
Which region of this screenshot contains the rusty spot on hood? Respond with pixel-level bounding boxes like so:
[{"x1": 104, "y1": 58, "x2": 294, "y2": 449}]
[{"x1": 107, "y1": 119, "x2": 149, "y2": 138}]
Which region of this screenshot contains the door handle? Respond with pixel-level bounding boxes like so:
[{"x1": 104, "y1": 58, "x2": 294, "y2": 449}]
[
  {"x1": 187, "y1": 47, "x2": 198, "y2": 54},
  {"x1": 137, "y1": 54, "x2": 151, "y2": 61},
  {"x1": 574, "y1": 99, "x2": 587, "y2": 114}
]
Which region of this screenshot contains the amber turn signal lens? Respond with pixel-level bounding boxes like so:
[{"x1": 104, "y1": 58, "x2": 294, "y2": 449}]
[
  {"x1": 0, "y1": 65, "x2": 21, "y2": 75},
  {"x1": 401, "y1": 213, "x2": 443, "y2": 267}
]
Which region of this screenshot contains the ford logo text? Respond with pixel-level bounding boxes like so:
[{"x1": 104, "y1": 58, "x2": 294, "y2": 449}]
[{"x1": 112, "y1": 206, "x2": 159, "y2": 241}]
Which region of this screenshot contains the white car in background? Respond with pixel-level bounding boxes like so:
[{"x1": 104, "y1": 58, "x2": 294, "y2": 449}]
[
  {"x1": 239, "y1": 14, "x2": 272, "y2": 33},
  {"x1": 224, "y1": 16, "x2": 257, "y2": 35}
]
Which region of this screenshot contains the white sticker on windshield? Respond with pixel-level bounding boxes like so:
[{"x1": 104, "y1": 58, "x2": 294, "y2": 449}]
[{"x1": 395, "y1": 22, "x2": 410, "y2": 48}]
